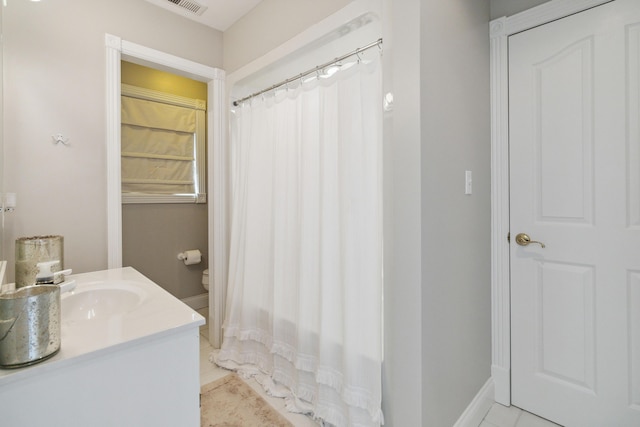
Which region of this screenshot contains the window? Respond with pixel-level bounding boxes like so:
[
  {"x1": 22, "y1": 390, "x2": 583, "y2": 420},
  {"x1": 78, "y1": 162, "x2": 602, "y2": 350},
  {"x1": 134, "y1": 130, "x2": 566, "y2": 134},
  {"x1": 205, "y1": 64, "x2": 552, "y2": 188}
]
[{"x1": 121, "y1": 84, "x2": 206, "y2": 203}]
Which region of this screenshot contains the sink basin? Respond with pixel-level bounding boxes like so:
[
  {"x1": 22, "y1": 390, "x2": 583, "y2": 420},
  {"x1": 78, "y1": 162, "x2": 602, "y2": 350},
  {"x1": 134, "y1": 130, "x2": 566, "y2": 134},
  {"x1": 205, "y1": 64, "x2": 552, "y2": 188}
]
[{"x1": 62, "y1": 280, "x2": 146, "y2": 322}]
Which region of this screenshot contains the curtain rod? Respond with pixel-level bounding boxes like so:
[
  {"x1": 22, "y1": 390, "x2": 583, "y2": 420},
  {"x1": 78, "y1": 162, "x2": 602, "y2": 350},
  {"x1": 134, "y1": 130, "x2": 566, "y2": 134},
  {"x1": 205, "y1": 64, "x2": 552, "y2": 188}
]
[{"x1": 232, "y1": 38, "x2": 383, "y2": 107}]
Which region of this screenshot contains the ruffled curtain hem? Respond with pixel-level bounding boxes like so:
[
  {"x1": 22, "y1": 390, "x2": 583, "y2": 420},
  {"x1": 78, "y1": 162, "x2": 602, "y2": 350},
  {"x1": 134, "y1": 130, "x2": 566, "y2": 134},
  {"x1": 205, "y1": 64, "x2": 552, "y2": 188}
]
[{"x1": 211, "y1": 345, "x2": 384, "y2": 427}]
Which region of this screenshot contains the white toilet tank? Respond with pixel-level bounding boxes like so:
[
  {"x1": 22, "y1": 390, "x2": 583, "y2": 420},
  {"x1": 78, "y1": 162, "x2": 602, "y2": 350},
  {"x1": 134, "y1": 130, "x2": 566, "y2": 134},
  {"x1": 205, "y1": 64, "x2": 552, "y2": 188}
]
[{"x1": 202, "y1": 269, "x2": 209, "y2": 291}]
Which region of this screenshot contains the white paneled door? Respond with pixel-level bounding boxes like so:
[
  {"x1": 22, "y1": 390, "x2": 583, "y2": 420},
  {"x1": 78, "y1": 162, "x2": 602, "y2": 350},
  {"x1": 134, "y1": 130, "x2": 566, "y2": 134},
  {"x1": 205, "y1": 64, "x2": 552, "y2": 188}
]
[{"x1": 509, "y1": 0, "x2": 640, "y2": 425}]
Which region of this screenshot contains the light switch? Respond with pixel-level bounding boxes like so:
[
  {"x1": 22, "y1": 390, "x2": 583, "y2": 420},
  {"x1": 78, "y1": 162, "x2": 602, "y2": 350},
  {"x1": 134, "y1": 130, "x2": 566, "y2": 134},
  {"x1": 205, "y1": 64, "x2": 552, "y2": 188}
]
[{"x1": 465, "y1": 171, "x2": 472, "y2": 195}]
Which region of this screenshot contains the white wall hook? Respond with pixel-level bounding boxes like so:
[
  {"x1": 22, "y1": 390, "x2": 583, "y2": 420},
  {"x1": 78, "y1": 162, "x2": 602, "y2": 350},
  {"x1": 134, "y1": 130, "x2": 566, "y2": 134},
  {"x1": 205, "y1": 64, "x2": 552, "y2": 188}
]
[
  {"x1": 52, "y1": 133, "x2": 70, "y2": 145},
  {"x1": 3, "y1": 192, "x2": 16, "y2": 212},
  {"x1": 383, "y1": 92, "x2": 394, "y2": 112}
]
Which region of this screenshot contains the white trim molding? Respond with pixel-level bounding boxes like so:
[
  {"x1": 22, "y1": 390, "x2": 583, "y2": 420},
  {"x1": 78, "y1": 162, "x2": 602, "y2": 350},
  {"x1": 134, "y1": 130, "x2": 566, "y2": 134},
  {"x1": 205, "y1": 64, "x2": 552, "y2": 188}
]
[
  {"x1": 489, "y1": 0, "x2": 613, "y2": 407},
  {"x1": 105, "y1": 34, "x2": 123, "y2": 270},
  {"x1": 505, "y1": 0, "x2": 614, "y2": 35},
  {"x1": 452, "y1": 378, "x2": 495, "y2": 427},
  {"x1": 105, "y1": 34, "x2": 227, "y2": 348},
  {"x1": 209, "y1": 71, "x2": 227, "y2": 349},
  {"x1": 489, "y1": 15, "x2": 511, "y2": 407}
]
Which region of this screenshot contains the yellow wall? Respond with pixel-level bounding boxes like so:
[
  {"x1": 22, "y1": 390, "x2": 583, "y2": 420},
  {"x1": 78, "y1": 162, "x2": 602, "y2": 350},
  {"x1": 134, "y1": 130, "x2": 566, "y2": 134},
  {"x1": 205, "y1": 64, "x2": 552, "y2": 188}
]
[{"x1": 121, "y1": 61, "x2": 207, "y2": 101}]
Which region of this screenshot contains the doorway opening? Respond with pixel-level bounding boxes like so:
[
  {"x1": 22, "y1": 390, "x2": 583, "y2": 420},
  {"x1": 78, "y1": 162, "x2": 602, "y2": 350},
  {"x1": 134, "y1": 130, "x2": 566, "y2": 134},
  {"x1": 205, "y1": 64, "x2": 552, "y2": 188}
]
[{"x1": 104, "y1": 34, "x2": 227, "y2": 347}]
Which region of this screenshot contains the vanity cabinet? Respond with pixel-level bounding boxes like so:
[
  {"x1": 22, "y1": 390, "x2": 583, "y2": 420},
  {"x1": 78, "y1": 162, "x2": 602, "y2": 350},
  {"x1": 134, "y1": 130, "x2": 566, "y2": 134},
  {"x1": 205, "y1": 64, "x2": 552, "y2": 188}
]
[{"x1": 0, "y1": 267, "x2": 204, "y2": 426}]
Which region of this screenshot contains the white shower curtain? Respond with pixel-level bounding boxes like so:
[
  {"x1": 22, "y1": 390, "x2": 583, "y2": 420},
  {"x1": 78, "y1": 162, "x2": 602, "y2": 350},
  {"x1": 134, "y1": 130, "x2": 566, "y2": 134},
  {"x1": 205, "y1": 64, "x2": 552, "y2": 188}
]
[{"x1": 216, "y1": 54, "x2": 383, "y2": 427}]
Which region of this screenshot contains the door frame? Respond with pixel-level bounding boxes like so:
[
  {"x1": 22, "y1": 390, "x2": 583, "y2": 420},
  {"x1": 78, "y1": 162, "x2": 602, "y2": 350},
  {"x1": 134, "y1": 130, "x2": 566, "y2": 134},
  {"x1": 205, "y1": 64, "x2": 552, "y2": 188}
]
[
  {"x1": 489, "y1": 0, "x2": 613, "y2": 406},
  {"x1": 104, "y1": 34, "x2": 228, "y2": 348}
]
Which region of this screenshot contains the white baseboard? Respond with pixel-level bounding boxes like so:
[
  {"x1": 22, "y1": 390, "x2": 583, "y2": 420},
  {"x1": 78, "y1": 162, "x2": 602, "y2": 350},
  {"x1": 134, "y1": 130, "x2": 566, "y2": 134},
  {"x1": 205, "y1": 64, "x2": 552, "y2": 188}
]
[
  {"x1": 491, "y1": 364, "x2": 510, "y2": 405},
  {"x1": 181, "y1": 292, "x2": 208, "y2": 310},
  {"x1": 452, "y1": 378, "x2": 495, "y2": 427}
]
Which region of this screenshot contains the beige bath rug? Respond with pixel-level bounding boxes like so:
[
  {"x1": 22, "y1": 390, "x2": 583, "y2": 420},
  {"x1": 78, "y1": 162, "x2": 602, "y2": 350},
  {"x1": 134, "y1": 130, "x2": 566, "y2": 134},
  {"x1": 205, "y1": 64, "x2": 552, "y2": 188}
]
[{"x1": 200, "y1": 373, "x2": 294, "y2": 427}]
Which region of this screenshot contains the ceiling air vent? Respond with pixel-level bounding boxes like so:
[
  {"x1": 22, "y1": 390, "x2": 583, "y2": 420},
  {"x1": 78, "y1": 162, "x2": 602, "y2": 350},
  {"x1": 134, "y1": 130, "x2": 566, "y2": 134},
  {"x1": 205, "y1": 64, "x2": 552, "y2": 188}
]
[{"x1": 166, "y1": 0, "x2": 208, "y2": 16}]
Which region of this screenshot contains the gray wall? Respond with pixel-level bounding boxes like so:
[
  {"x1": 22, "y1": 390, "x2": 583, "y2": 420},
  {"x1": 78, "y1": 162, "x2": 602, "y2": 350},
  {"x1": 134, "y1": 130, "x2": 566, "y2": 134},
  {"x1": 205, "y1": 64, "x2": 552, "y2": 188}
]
[
  {"x1": 383, "y1": 0, "x2": 424, "y2": 424},
  {"x1": 123, "y1": 204, "x2": 207, "y2": 299},
  {"x1": 421, "y1": 0, "x2": 491, "y2": 425},
  {"x1": 223, "y1": 0, "x2": 353, "y2": 72},
  {"x1": 2, "y1": 0, "x2": 222, "y2": 280},
  {"x1": 490, "y1": 0, "x2": 551, "y2": 19}
]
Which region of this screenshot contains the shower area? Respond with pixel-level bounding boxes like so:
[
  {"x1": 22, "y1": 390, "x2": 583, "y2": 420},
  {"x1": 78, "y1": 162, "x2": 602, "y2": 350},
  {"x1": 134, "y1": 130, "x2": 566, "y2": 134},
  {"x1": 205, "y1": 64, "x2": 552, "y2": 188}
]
[{"x1": 213, "y1": 2, "x2": 386, "y2": 426}]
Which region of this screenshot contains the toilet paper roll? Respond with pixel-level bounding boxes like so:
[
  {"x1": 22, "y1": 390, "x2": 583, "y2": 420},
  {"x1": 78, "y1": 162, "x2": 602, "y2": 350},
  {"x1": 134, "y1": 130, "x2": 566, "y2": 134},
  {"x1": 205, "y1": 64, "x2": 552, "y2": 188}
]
[{"x1": 180, "y1": 249, "x2": 201, "y2": 265}]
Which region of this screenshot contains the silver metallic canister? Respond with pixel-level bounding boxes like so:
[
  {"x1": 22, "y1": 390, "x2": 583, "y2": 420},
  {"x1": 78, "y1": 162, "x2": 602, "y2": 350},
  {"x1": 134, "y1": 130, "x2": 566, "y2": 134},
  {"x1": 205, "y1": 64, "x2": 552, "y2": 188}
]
[
  {"x1": 15, "y1": 236, "x2": 64, "y2": 288},
  {"x1": 0, "y1": 285, "x2": 61, "y2": 368}
]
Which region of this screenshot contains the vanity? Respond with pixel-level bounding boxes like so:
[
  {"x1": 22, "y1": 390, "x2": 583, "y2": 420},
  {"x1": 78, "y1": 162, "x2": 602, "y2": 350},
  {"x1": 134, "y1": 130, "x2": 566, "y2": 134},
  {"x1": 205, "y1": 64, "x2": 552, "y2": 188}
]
[{"x1": 0, "y1": 267, "x2": 204, "y2": 426}]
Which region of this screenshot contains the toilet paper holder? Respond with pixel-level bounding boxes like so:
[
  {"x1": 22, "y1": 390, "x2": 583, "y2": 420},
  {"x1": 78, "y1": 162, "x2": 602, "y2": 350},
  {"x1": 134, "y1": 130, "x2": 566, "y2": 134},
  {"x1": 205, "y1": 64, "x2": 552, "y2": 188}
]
[{"x1": 177, "y1": 249, "x2": 202, "y2": 265}]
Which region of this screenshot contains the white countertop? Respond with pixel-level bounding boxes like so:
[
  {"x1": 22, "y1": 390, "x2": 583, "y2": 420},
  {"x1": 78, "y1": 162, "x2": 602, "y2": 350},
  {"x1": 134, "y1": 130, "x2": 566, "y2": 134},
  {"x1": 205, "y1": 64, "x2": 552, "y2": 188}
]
[{"x1": 0, "y1": 267, "x2": 205, "y2": 385}]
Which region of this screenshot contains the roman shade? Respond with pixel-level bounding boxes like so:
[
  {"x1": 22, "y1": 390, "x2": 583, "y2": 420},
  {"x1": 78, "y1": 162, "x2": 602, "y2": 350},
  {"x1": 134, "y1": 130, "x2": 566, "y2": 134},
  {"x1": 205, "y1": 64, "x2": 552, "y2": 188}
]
[{"x1": 121, "y1": 84, "x2": 206, "y2": 203}]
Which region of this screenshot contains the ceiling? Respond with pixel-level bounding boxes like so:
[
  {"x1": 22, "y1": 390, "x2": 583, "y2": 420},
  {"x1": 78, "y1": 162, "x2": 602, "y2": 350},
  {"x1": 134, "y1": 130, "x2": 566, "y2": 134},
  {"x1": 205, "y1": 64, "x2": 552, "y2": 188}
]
[{"x1": 144, "y1": 0, "x2": 264, "y2": 31}]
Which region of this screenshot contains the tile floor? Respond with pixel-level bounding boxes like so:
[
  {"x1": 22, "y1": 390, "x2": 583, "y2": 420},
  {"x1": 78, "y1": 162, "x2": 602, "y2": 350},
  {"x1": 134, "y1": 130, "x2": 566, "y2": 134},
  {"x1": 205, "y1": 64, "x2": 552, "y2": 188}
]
[
  {"x1": 197, "y1": 309, "x2": 561, "y2": 427},
  {"x1": 480, "y1": 403, "x2": 562, "y2": 427}
]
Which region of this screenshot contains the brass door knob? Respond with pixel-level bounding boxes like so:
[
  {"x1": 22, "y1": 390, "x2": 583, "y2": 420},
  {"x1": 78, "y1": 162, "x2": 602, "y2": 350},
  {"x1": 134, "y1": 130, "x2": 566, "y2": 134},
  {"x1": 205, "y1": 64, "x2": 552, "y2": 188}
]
[{"x1": 515, "y1": 233, "x2": 545, "y2": 248}]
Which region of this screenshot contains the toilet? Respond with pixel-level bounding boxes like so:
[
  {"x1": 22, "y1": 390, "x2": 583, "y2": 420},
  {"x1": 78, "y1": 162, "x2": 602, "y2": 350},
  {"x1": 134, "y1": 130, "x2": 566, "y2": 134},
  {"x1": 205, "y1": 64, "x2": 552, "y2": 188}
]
[{"x1": 202, "y1": 269, "x2": 209, "y2": 291}]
